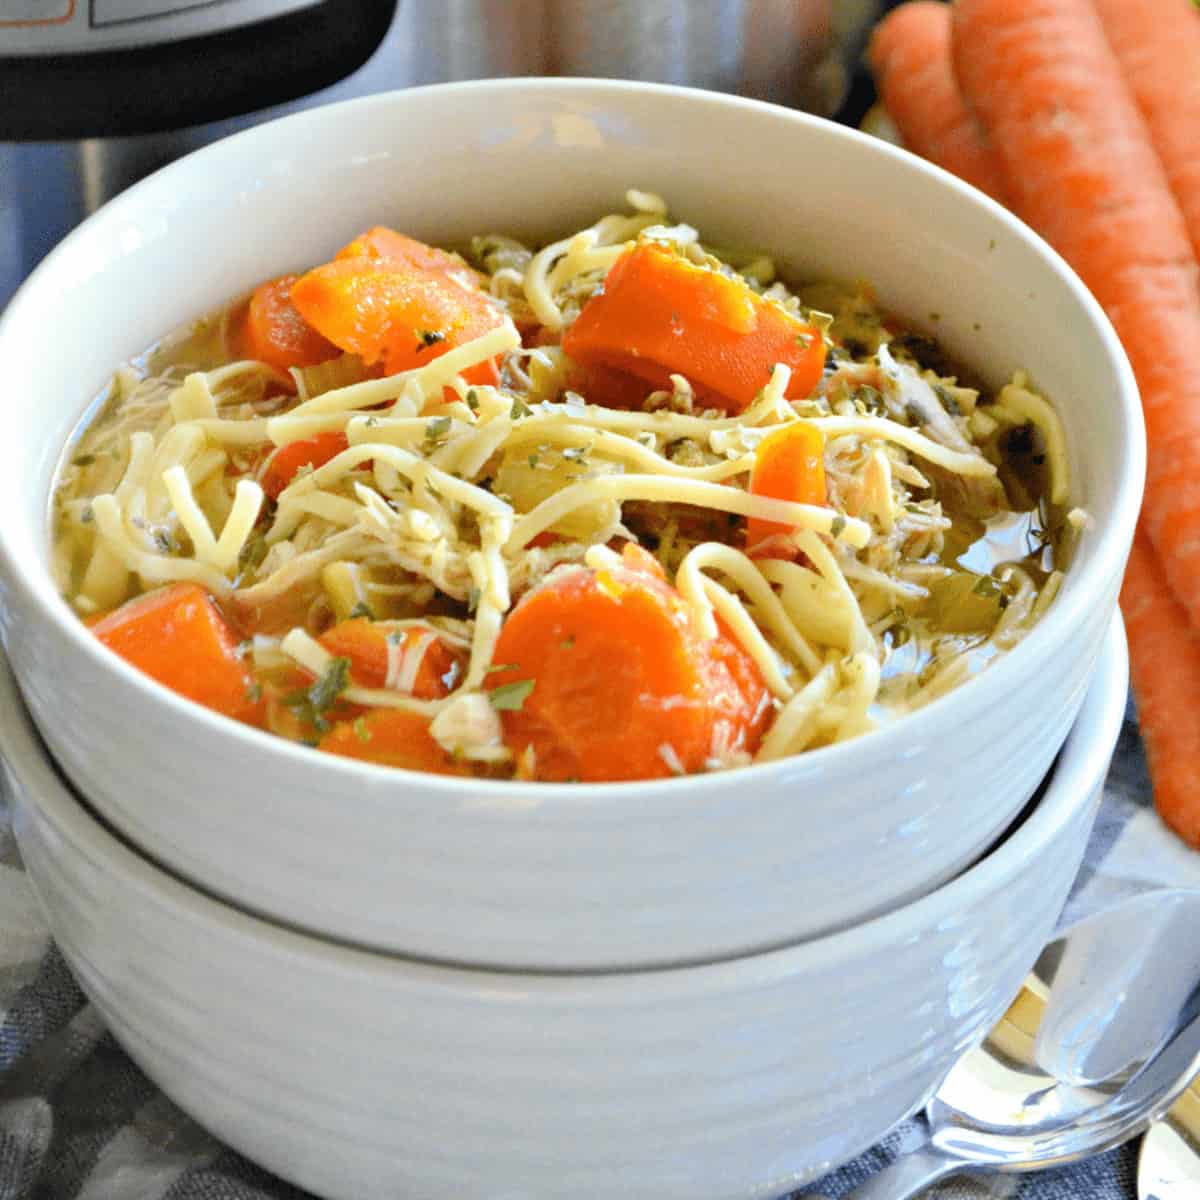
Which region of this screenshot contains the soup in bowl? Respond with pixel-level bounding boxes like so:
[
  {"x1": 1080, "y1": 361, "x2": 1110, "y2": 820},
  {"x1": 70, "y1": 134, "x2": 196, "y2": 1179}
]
[{"x1": 0, "y1": 80, "x2": 1143, "y2": 969}]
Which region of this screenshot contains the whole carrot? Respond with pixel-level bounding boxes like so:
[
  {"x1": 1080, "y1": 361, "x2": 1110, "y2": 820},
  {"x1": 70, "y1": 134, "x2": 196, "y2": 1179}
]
[
  {"x1": 867, "y1": 2, "x2": 1005, "y2": 200},
  {"x1": 1092, "y1": 0, "x2": 1200, "y2": 265},
  {"x1": 953, "y1": 0, "x2": 1200, "y2": 633},
  {"x1": 1121, "y1": 533, "x2": 1200, "y2": 848}
]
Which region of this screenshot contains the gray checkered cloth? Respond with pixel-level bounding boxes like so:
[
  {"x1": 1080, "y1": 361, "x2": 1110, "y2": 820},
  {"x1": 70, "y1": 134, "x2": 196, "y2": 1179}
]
[{"x1": 0, "y1": 703, "x2": 1195, "y2": 1200}]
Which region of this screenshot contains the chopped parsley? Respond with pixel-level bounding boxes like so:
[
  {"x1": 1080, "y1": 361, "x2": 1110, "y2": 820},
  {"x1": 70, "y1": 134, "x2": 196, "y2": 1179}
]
[
  {"x1": 489, "y1": 678, "x2": 535, "y2": 711},
  {"x1": 562, "y1": 446, "x2": 588, "y2": 463},
  {"x1": 244, "y1": 681, "x2": 263, "y2": 704},
  {"x1": 510, "y1": 395, "x2": 531, "y2": 419},
  {"x1": 466, "y1": 389, "x2": 480, "y2": 413},
  {"x1": 830, "y1": 514, "x2": 847, "y2": 539},
  {"x1": 72, "y1": 453, "x2": 96, "y2": 467},
  {"x1": 348, "y1": 601, "x2": 375, "y2": 620},
  {"x1": 527, "y1": 453, "x2": 540, "y2": 469},
  {"x1": 352, "y1": 716, "x2": 372, "y2": 744},
  {"x1": 415, "y1": 329, "x2": 446, "y2": 351},
  {"x1": 466, "y1": 586, "x2": 481, "y2": 614},
  {"x1": 284, "y1": 656, "x2": 352, "y2": 734},
  {"x1": 424, "y1": 415, "x2": 453, "y2": 447}
]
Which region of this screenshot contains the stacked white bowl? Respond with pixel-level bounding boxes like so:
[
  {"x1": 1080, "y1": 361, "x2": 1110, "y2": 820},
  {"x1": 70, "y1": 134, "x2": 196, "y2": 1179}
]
[{"x1": 0, "y1": 81, "x2": 1143, "y2": 1196}]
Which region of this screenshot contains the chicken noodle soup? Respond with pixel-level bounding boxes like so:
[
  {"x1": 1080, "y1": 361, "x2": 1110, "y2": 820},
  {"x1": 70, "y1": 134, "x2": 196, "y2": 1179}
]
[{"x1": 53, "y1": 192, "x2": 1079, "y2": 782}]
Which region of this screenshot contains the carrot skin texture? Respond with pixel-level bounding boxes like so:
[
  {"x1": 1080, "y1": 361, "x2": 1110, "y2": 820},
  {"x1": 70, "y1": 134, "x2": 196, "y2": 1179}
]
[
  {"x1": 953, "y1": 0, "x2": 1200, "y2": 632},
  {"x1": 319, "y1": 710, "x2": 468, "y2": 775},
  {"x1": 1121, "y1": 533, "x2": 1200, "y2": 848},
  {"x1": 259, "y1": 432, "x2": 349, "y2": 500},
  {"x1": 489, "y1": 545, "x2": 769, "y2": 782},
  {"x1": 290, "y1": 255, "x2": 502, "y2": 385},
  {"x1": 867, "y1": 2, "x2": 1006, "y2": 200},
  {"x1": 90, "y1": 583, "x2": 262, "y2": 724},
  {"x1": 746, "y1": 421, "x2": 826, "y2": 553},
  {"x1": 562, "y1": 242, "x2": 825, "y2": 413},
  {"x1": 317, "y1": 619, "x2": 463, "y2": 698},
  {"x1": 1091, "y1": 0, "x2": 1200, "y2": 265},
  {"x1": 235, "y1": 275, "x2": 339, "y2": 373}
]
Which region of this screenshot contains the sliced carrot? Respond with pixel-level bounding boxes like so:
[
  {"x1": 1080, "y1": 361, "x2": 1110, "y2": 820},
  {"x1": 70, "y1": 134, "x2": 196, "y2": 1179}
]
[
  {"x1": 318, "y1": 709, "x2": 468, "y2": 775},
  {"x1": 90, "y1": 583, "x2": 262, "y2": 724},
  {"x1": 259, "y1": 432, "x2": 349, "y2": 500},
  {"x1": 1121, "y1": 533, "x2": 1200, "y2": 847},
  {"x1": 953, "y1": 0, "x2": 1200, "y2": 633},
  {"x1": 562, "y1": 242, "x2": 826, "y2": 413},
  {"x1": 488, "y1": 543, "x2": 769, "y2": 782},
  {"x1": 290, "y1": 256, "x2": 503, "y2": 384},
  {"x1": 745, "y1": 421, "x2": 826, "y2": 556},
  {"x1": 235, "y1": 275, "x2": 339, "y2": 374},
  {"x1": 867, "y1": 2, "x2": 1006, "y2": 200},
  {"x1": 336, "y1": 227, "x2": 482, "y2": 288},
  {"x1": 317, "y1": 619, "x2": 463, "y2": 698},
  {"x1": 1092, "y1": 0, "x2": 1200, "y2": 265}
]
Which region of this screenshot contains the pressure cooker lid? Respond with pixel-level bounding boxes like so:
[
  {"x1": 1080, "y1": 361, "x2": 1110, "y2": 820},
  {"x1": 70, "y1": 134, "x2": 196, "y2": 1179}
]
[{"x1": 0, "y1": 0, "x2": 397, "y2": 140}]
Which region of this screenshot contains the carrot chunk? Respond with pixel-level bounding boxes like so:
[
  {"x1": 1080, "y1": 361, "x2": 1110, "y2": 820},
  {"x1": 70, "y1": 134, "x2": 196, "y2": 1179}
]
[
  {"x1": 289, "y1": 256, "x2": 503, "y2": 384},
  {"x1": 235, "y1": 275, "x2": 339, "y2": 373},
  {"x1": 318, "y1": 619, "x2": 463, "y2": 698},
  {"x1": 746, "y1": 421, "x2": 827, "y2": 555},
  {"x1": 488, "y1": 544, "x2": 770, "y2": 782},
  {"x1": 90, "y1": 583, "x2": 261, "y2": 724},
  {"x1": 259, "y1": 432, "x2": 349, "y2": 500},
  {"x1": 561, "y1": 242, "x2": 825, "y2": 413},
  {"x1": 336, "y1": 227, "x2": 483, "y2": 288},
  {"x1": 319, "y1": 710, "x2": 468, "y2": 774}
]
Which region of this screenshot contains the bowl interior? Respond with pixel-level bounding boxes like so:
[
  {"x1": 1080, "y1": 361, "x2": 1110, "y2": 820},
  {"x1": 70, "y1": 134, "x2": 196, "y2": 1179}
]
[{"x1": 0, "y1": 79, "x2": 1143, "y2": 785}]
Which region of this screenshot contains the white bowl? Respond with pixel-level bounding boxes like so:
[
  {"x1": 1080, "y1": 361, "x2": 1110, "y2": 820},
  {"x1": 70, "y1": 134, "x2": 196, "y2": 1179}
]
[
  {"x1": 0, "y1": 80, "x2": 1144, "y2": 969},
  {"x1": 6, "y1": 619, "x2": 1128, "y2": 1200}
]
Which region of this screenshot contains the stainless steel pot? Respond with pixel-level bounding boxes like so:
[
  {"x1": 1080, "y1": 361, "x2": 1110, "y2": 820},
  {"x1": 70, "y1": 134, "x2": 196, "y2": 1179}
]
[{"x1": 2, "y1": 0, "x2": 880, "y2": 304}]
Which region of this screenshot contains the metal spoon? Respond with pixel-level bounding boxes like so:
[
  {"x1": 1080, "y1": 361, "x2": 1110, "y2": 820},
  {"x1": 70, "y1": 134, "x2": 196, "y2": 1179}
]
[
  {"x1": 1139, "y1": 1076, "x2": 1200, "y2": 1200},
  {"x1": 844, "y1": 888, "x2": 1200, "y2": 1200}
]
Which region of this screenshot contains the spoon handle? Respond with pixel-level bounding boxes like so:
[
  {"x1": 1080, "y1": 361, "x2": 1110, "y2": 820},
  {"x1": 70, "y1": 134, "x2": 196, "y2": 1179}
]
[{"x1": 842, "y1": 1142, "x2": 968, "y2": 1200}]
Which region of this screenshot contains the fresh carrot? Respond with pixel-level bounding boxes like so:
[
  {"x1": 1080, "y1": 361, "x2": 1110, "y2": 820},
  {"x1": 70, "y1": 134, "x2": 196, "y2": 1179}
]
[
  {"x1": 953, "y1": 0, "x2": 1200, "y2": 633},
  {"x1": 290, "y1": 255, "x2": 503, "y2": 384},
  {"x1": 318, "y1": 618, "x2": 463, "y2": 698},
  {"x1": 336, "y1": 227, "x2": 483, "y2": 288},
  {"x1": 318, "y1": 709, "x2": 468, "y2": 775},
  {"x1": 488, "y1": 542, "x2": 769, "y2": 782},
  {"x1": 561, "y1": 242, "x2": 825, "y2": 413},
  {"x1": 259, "y1": 431, "x2": 349, "y2": 500},
  {"x1": 745, "y1": 421, "x2": 826, "y2": 556},
  {"x1": 234, "y1": 275, "x2": 339, "y2": 374},
  {"x1": 1091, "y1": 0, "x2": 1200, "y2": 265},
  {"x1": 1121, "y1": 533, "x2": 1200, "y2": 847},
  {"x1": 867, "y1": 2, "x2": 1006, "y2": 201},
  {"x1": 90, "y1": 583, "x2": 262, "y2": 724}
]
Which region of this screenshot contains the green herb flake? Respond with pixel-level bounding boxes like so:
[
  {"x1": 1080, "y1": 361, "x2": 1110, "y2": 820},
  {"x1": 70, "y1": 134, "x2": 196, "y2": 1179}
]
[
  {"x1": 386, "y1": 630, "x2": 404, "y2": 646},
  {"x1": 560, "y1": 635, "x2": 576, "y2": 650},
  {"x1": 562, "y1": 446, "x2": 587, "y2": 463},
  {"x1": 348, "y1": 601, "x2": 375, "y2": 620},
  {"x1": 415, "y1": 329, "x2": 446, "y2": 351},
  {"x1": 466, "y1": 389, "x2": 480, "y2": 413},
  {"x1": 424, "y1": 415, "x2": 453, "y2": 445},
  {"x1": 933, "y1": 384, "x2": 962, "y2": 416},
  {"x1": 352, "y1": 716, "x2": 372, "y2": 744},
  {"x1": 309, "y1": 656, "x2": 352, "y2": 716},
  {"x1": 510, "y1": 396, "x2": 531, "y2": 419},
  {"x1": 153, "y1": 530, "x2": 174, "y2": 554},
  {"x1": 972, "y1": 575, "x2": 1002, "y2": 599},
  {"x1": 244, "y1": 681, "x2": 263, "y2": 704},
  {"x1": 489, "y1": 678, "x2": 535, "y2": 712},
  {"x1": 467, "y1": 586, "x2": 481, "y2": 614},
  {"x1": 830, "y1": 513, "x2": 847, "y2": 539},
  {"x1": 72, "y1": 453, "x2": 96, "y2": 467},
  {"x1": 527, "y1": 453, "x2": 540, "y2": 469},
  {"x1": 486, "y1": 662, "x2": 518, "y2": 674}
]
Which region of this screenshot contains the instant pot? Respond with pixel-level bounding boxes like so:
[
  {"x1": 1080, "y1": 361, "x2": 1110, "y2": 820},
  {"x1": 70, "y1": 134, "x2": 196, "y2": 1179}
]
[{"x1": 1, "y1": 0, "x2": 880, "y2": 305}]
